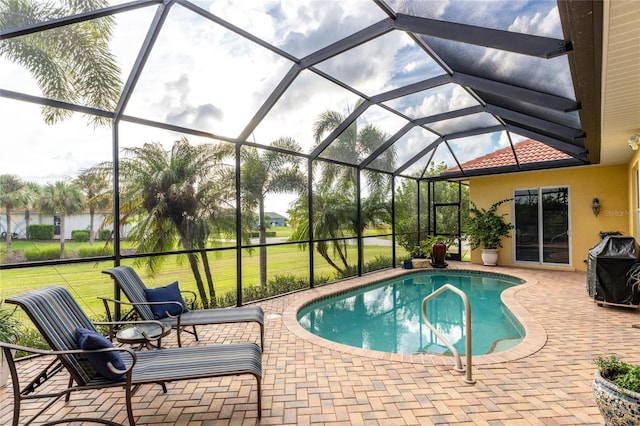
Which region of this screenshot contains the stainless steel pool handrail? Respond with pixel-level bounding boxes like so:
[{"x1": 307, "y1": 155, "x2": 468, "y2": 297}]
[{"x1": 421, "y1": 283, "x2": 476, "y2": 384}]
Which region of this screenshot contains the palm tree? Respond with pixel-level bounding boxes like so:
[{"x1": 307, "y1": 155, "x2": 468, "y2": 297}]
[
  {"x1": 312, "y1": 107, "x2": 395, "y2": 192},
  {"x1": 22, "y1": 181, "x2": 41, "y2": 240},
  {"x1": 75, "y1": 169, "x2": 111, "y2": 245},
  {"x1": 0, "y1": 0, "x2": 121, "y2": 126},
  {"x1": 241, "y1": 137, "x2": 306, "y2": 290},
  {"x1": 0, "y1": 174, "x2": 29, "y2": 249},
  {"x1": 39, "y1": 180, "x2": 86, "y2": 259},
  {"x1": 116, "y1": 138, "x2": 233, "y2": 308},
  {"x1": 288, "y1": 106, "x2": 396, "y2": 276},
  {"x1": 289, "y1": 186, "x2": 358, "y2": 277}
]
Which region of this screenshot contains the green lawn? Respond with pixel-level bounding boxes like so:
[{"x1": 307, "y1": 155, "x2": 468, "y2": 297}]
[{"x1": 1, "y1": 240, "x2": 408, "y2": 323}]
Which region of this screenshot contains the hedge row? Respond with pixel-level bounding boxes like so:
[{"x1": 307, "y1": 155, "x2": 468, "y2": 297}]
[{"x1": 26, "y1": 225, "x2": 112, "y2": 241}]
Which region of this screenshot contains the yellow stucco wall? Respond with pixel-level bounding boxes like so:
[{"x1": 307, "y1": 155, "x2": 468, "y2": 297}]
[
  {"x1": 627, "y1": 152, "x2": 640, "y2": 240},
  {"x1": 467, "y1": 164, "x2": 629, "y2": 271}
]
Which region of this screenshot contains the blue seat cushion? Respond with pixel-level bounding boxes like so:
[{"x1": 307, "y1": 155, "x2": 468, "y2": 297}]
[
  {"x1": 75, "y1": 327, "x2": 126, "y2": 381},
  {"x1": 143, "y1": 281, "x2": 188, "y2": 319}
]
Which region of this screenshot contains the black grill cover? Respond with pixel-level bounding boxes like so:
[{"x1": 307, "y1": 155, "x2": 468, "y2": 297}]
[{"x1": 587, "y1": 236, "x2": 639, "y2": 306}]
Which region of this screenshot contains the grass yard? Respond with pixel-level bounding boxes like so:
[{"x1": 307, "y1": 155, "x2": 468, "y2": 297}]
[{"x1": 1, "y1": 241, "x2": 406, "y2": 323}]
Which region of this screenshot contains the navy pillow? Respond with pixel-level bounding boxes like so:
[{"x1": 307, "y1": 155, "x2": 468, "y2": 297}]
[
  {"x1": 143, "y1": 281, "x2": 188, "y2": 320},
  {"x1": 75, "y1": 327, "x2": 126, "y2": 381}
]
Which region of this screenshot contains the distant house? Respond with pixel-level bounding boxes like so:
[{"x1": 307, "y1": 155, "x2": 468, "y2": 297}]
[
  {"x1": 266, "y1": 212, "x2": 287, "y2": 227},
  {"x1": 0, "y1": 210, "x2": 128, "y2": 240}
]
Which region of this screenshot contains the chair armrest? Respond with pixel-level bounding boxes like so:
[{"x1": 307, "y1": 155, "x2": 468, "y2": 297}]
[
  {"x1": 99, "y1": 296, "x2": 184, "y2": 311},
  {"x1": 0, "y1": 341, "x2": 137, "y2": 374},
  {"x1": 99, "y1": 295, "x2": 185, "y2": 325},
  {"x1": 180, "y1": 289, "x2": 197, "y2": 310},
  {"x1": 93, "y1": 319, "x2": 168, "y2": 328}
]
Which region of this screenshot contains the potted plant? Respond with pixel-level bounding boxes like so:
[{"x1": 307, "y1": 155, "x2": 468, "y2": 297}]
[
  {"x1": 593, "y1": 355, "x2": 640, "y2": 424},
  {"x1": 462, "y1": 198, "x2": 513, "y2": 266},
  {"x1": 420, "y1": 235, "x2": 454, "y2": 268},
  {"x1": 0, "y1": 303, "x2": 23, "y2": 387},
  {"x1": 401, "y1": 258, "x2": 413, "y2": 269}
]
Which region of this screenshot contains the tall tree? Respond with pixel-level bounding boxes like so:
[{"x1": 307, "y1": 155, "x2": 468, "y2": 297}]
[
  {"x1": 0, "y1": 174, "x2": 29, "y2": 249},
  {"x1": 289, "y1": 187, "x2": 357, "y2": 276},
  {"x1": 0, "y1": 0, "x2": 122, "y2": 126},
  {"x1": 288, "y1": 106, "x2": 396, "y2": 276},
  {"x1": 39, "y1": 180, "x2": 85, "y2": 258},
  {"x1": 75, "y1": 169, "x2": 111, "y2": 245},
  {"x1": 114, "y1": 138, "x2": 233, "y2": 308},
  {"x1": 241, "y1": 137, "x2": 306, "y2": 290},
  {"x1": 312, "y1": 107, "x2": 395, "y2": 192},
  {"x1": 22, "y1": 181, "x2": 41, "y2": 240}
]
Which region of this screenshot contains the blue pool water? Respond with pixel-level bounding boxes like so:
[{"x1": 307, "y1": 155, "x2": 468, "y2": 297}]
[{"x1": 297, "y1": 271, "x2": 525, "y2": 356}]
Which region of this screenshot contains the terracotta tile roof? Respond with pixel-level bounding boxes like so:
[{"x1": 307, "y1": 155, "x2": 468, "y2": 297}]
[{"x1": 447, "y1": 139, "x2": 572, "y2": 173}]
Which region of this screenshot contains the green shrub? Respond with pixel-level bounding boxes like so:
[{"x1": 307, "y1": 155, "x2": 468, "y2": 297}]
[
  {"x1": 363, "y1": 255, "x2": 394, "y2": 273},
  {"x1": 595, "y1": 355, "x2": 640, "y2": 394},
  {"x1": 98, "y1": 229, "x2": 111, "y2": 240},
  {"x1": 337, "y1": 265, "x2": 358, "y2": 279},
  {"x1": 71, "y1": 230, "x2": 90, "y2": 242},
  {"x1": 24, "y1": 246, "x2": 65, "y2": 261},
  {"x1": 77, "y1": 245, "x2": 112, "y2": 258},
  {"x1": 313, "y1": 274, "x2": 332, "y2": 286},
  {"x1": 336, "y1": 256, "x2": 394, "y2": 279},
  {"x1": 596, "y1": 355, "x2": 630, "y2": 378},
  {"x1": 14, "y1": 328, "x2": 48, "y2": 359},
  {"x1": 213, "y1": 273, "x2": 331, "y2": 307},
  {"x1": 28, "y1": 224, "x2": 54, "y2": 240},
  {"x1": 0, "y1": 305, "x2": 23, "y2": 344},
  {"x1": 266, "y1": 274, "x2": 309, "y2": 295},
  {"x1": 249, "y1": 231, "x2": 276, "y2": 238}
]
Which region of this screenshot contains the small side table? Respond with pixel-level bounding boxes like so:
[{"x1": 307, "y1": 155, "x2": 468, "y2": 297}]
[{"x1": 116, "y1": 323, "x2": 172, "y2": 350}]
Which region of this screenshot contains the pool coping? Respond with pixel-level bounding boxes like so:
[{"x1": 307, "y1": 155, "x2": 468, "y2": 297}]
[{"x1": 282, "y1": 262, "x2": 547, "y2": 367}]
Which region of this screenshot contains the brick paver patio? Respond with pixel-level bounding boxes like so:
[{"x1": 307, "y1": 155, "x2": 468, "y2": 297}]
[{"x1": 2, "y1": 261, "x2": 639, "y2": 425}]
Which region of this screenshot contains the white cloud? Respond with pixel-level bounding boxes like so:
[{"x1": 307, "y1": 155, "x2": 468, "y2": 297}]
[
  {"x1": 210, "y1": 0, "x2": 386, "y2": 57},
  {"x1": 0, "y1": 0, "x2": 574, "y2": 195},
  {"x1": 509, "y1": 6, "x2": 561, "y2": 38}
]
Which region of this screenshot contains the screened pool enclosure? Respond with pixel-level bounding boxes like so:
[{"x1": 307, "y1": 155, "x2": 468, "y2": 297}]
[{"x1": 0, "y1": 0, "x2": 600, "y2": 307}]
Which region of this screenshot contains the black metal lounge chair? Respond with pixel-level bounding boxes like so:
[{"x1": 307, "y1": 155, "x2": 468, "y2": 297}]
[
  {"x1": 102, "y1": 265, "x2": 264, "y2": 349},
  {"x1": 0, "y1": 286, "x2": 262, "y2": 426}
]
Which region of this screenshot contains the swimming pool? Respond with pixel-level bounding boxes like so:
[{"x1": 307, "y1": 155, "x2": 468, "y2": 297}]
[{"x1": 297, "y1": 270, "x2": 525, "y2": 356}]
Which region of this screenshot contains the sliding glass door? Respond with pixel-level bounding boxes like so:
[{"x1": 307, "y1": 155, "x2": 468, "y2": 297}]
[{"x1": 514, "y1": 187, "x2": 570, "y2": 265}]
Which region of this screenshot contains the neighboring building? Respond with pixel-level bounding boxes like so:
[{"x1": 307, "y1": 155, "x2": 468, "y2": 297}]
[
  {"x1": 266, "y1": 212, "x2": 287, "y2": 227},
  {"x1": 0, "y1": 210, "x2": 126, "y2": 240}
]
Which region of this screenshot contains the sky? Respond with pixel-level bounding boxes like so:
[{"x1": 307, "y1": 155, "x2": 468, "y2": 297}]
[{"x1": 0, "y1": 0, "x2": 566, "y2": 215}]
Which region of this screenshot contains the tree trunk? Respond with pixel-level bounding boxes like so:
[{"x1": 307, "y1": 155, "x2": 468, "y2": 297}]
[
  {"x1": 316, "y1": 241, "x2": 345, "y2": 275},
  {"x1": 178, "y1": 234, "x2": 209, "y2": 308},
  {"x1": 336, "y1": 239, "x2": 350, "y2": 270},
  {"x1": 199, "y1": 244, "x2": 216, "y2": 307},
  {"x1": 59, "y1": 215, "x2": 66, "y2": 259},
  {"x1": 258, "y1": 196, "x2": 267, "y2": 291},
  {"x1": 5, "y1": 207, "x2": 11, "y2": 250},
  {"x1": 25, "y1": 209, "x2": 30, "y2": 240},
  {"x1": 186, "y1": 249, "x2": 209, "y2": 308},
  {"x1": 89, "y1": 207, "x2": 95, "y2": 245}
]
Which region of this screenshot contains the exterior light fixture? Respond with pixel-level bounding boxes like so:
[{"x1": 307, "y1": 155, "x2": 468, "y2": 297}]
[
  {"x1": 592, "y1": 198, "x2": 600, "y2": 217},
  {"x1": 629, "y1": 134, "x2": 640, "y2": 150}
]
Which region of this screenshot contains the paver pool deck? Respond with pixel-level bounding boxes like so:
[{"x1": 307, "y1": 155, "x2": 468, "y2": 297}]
[{"x1": 2, "y1": 261, "x2": 638, "y2": 425}]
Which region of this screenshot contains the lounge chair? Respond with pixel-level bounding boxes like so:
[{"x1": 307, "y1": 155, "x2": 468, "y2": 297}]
[
  {"x1": 102, "y1": 266, "x2": 264, "y2": 349},
  {"x1": 0, "y1": 286, "x2": 262, "y2": 425}
]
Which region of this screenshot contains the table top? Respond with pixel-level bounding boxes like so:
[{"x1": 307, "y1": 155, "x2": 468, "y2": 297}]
[{"x1": 116, "y1": 323, "x2": 171, "y2": 344}]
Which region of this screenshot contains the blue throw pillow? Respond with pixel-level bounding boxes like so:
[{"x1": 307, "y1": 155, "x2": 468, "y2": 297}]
[
  {"x1": 143, "y1": 281, "x2": 188, "y2": 320},
  {"x1": 75, "y1": 327, "x2": 126, "y2": 381}
]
